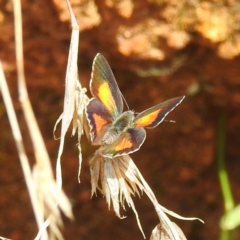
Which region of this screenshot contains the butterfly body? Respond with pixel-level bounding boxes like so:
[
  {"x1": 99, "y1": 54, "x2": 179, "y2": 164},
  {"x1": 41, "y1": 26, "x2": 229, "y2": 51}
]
[
  {"x1": 86, "y1": 53, "x2": 185, "y2": 158},
  {"x1": 102, "y1": 111, "x2": 135, "y2": 144}
]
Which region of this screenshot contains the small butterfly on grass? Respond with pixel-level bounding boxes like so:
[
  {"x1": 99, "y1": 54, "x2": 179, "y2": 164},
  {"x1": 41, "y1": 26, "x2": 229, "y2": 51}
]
[{"x1": 86, "y1": 53, "x2": 185, "y2": 158}]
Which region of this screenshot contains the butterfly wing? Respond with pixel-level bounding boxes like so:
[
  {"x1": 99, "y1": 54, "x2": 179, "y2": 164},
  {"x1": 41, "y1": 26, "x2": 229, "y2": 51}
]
[
  {"x1": 86, "y1": 98, "x2": 112, "y2": 145},
  {"x1": 90, "y1": 53, "x2": 123, "y2": 118},
  {"x1": 100, "y1": 127, "x2": 146, "y2": 157},
  {"x1": 134, "y1": 96, "x2": 185, "y2": 128},
  {"x1": 86, "y1": 53, "x2": 124, "y2": 144}
]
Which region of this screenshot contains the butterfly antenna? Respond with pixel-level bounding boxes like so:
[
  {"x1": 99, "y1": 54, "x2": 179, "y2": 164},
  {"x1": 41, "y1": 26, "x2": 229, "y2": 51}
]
[
  {"x1": 164, "y1": 119, "x2": 176, "y2": 123},
  {"x1": 121, "y1": 92, "x2": 130, "y2": 110}
]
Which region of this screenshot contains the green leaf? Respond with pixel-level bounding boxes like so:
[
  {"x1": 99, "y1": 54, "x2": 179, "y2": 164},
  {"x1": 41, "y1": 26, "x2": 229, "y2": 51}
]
[{"x1": 221, "y1": 204, "x2": 240, "y2": 230}]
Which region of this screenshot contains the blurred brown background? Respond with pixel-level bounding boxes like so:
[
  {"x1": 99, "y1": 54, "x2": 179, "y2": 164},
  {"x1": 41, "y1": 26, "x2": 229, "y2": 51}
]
[{"x1": 0, "y1": 0, "x2": 240, "y2": 239}]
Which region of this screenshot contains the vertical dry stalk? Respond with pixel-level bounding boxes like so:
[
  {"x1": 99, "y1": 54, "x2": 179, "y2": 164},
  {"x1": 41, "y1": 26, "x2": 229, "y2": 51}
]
[
  {"x1": 0, "y1": 62, "x2": 43, "y2": 239},
  {"x1": 54, "y1": 0, "x2": 82, "y2": 188},
  {"x1": 0, "y1": 0, "x2": 75, "y2": 239},
  {"x1": 54, "y1": 0, "x2": 88, "y2": 188}
]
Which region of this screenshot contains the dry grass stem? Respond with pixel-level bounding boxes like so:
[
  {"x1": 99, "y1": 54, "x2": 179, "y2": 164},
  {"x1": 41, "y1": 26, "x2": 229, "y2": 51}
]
[
  {"x1": 0, "y1": 62, "x2": 43, "y2": 239},
  {"x1": 54, "y1": 0, "x2": 89, "y2": 187},
  {"x1": 2, "y1": 0, "x2": 75, "y2": 239},
  {"x1": 0, "y1": 237, "x2": 11, "y2": 240}
]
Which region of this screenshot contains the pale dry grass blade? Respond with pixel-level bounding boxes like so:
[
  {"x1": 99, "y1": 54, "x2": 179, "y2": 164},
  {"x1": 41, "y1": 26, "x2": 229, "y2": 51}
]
[
  {"x1": 54, "y1": 0, "x2": 89, "y2": 187},
  {"x1": 0, "y1": 63, "x2": 38, "y2": 238},
  {"x1": 0, "y1": 61, "x2": 45, "y2": 237},
  {"x1": 12, "y1": 0, "x2": 51, "y2": 179},
  {"x1": 171, "y1": 223, "x2": 187, "y2": 240},
  {"x1": 158, "y1": 205, "x2": 204, "y2": 223},
  {"x1": 0, "y1": 237, "x2": 11, "y2": 240},
  {"x1": 11, "y1": 0, "x2": 74, "y2": 238},
  {"x1": 34, "y1": 218, "x2": 50, "y2": 240}
]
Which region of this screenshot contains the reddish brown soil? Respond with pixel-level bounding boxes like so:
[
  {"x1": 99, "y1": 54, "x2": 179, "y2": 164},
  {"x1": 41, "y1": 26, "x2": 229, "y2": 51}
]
[{"x1": 0, "y1": 0, "x2": 240, "y2": 239}]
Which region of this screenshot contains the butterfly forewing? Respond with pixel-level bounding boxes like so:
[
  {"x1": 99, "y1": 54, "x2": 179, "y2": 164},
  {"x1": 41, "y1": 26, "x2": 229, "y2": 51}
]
[
  {"x1": 134, "y1": 96, "x2": 185, "y2": 128},
  {"x1": 90, "y1": 53, "x2": 123, "y2": 118}
]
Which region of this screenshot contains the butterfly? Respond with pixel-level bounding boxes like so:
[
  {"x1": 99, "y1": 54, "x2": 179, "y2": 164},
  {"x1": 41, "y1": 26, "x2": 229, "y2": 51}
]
[{"x1": 85, "y1": 53, "x2": 185, "y2": 158}]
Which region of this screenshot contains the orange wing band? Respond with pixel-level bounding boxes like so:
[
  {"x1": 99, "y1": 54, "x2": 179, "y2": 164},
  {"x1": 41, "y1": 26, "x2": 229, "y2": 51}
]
[
  {"x1": 92, "y1": 113, "x2": 109, "y2": 135},
  {"x1": 114, "y1": 137, "x2": 133, "y2": 152},
  {"x1": 134, "y1": 109, "x2": 161, "y2": 127}
]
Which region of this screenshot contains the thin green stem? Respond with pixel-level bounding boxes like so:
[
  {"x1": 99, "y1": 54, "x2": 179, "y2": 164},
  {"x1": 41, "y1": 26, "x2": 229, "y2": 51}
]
[
  {"x1": 217, "y1": 108, "x2": 235, "y2": 240},
  {"x1": 217, "y1": 109, "x2": 234, "y2": 213}
]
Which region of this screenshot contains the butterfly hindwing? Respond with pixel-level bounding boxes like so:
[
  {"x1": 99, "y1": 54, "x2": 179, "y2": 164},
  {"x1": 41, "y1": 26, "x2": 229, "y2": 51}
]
[
  {"x1": 86, "y1": 98, "x2": 112, "y2": 145},
  {"x1": 100, "y1": 127, "x2": 146, "y2": 157},
  {"x1": 134, "y1": 96, "x2": 185, "y2": 128},
  {"x1": 90, "y1": 53, "x2": 123, "y2": 118}
]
